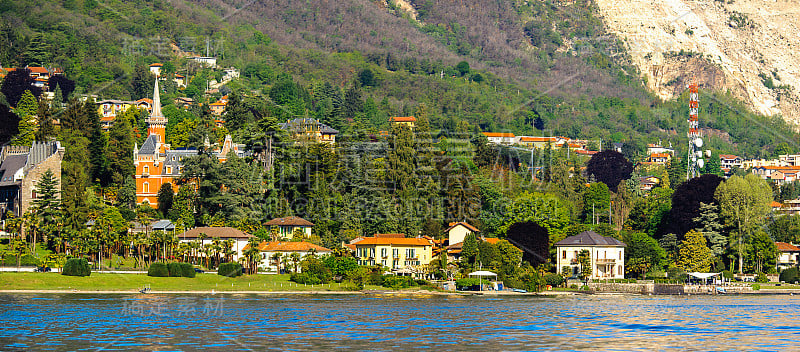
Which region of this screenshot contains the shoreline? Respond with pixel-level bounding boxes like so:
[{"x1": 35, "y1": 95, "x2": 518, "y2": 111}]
[{"x1": 1, "y1": 289, "x2": 798, "y2": 295}]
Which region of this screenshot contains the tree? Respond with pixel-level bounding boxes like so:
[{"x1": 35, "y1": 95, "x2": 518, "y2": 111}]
[
  {"x1": 659, "y1": 174, "x2": 723, "y2": 240},
  {"x1": 715, "y1": 174, "x2": 772, "y2": 273},
  {"x1": 455, "y1": 61, "x2": 470, "y2": 76},
  {"x1": 157, "y1": 183, "x2": 175, "y2": 218},
  {"x1": 35, "y1": 99, "x2": 55, "y2": 141},
  {"x1": 623, "y1": 232, "x2": 665, "y2": 278},
  {"x1": 774, "y1": 142, "x2": 792, "y2": 157},
  {"x1": 12, "y1": 90, "x2": 37, "y2": 146},
  {"x1": 677, "y1": 230, "x2": 712, "y2": 272},
  {"x1": 577, "y1": 249, "x2": 592, "y2": 283},
  {"x1": 130, "y1": 63, "x2": 155, "y2": 99},
  {"x1": 747, "y1": 231, "x2": 777, "y2": 274},
  {"x1": 701, "y1": 151, "x2": 723, "y2": 176},
  {"x1": 31, "y1": 169, "x2": 61, "y2": 250},
  {"x1": 358, "y1": 68, "x2": 376, "y2": 87},
  {"x1": 693, "y1": 202, "x2": 726, "y2": 258},
  {"x1": 583, "y1": 182, "x2": 610, "y2": 224},
  {"x1": 106, "y1": 107, "x2": 136, "y2": 186},
  {"x1": 1, "y1": 68, "x2": 41, "y2": 107},
  {"x1": 585, "y1": 150, "x2": 633, "y2": 191},
  {"x1": 460, "y1": 233, "x2": 479, "y2": 271}
]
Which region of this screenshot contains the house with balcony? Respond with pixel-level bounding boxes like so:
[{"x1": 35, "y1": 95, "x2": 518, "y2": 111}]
[
  {"x1": 264, "y1": 216, "x2": 314, "y2": 240},
  {"x1": 353, "y1": 234, "x2": 434, "y2": 275},
  {"x1": 278, "y1": 118, "x2": 338, "y2": 144},
  {"x1": 178, "y1": 226, "x2": 253, "y2": 261},
  {"x1": 555, "y1": 231, "x2": 626, "y2": 280},
  {"x1": 719, "y1": 154, "x2": 743, "y2": 173}
]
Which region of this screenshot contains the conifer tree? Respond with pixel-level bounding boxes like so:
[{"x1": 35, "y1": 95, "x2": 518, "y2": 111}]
[{"x1": 693, "y1": 202, "x2": 726, "y2": 257}]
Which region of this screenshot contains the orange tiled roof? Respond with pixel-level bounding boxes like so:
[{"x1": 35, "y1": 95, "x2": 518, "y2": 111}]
[
  {"x1": 772, "y1": 201, "x2": 784, "y2": 208},
  {"x1": 254, "y1": 241, "x2": 331, "y2": 252},
  {"x1": 354, "y1": 237, "x2": 432, "y2": 246},
  {"x1": 100, "y1": 116, "x2": 115, "y2": 122},
  {"x1": 484, "y1": 238, "x2": 501, "y2": 244},
  {"x1": 28, "y1": 67, "x2": 48, "y2": 74},
  {"x1": 390, "y1": 116, "x2": 416, "y2": 123},
  {"x1": 776, "y1": 242, "x2": 800, "y2": 252},
  {"x1": 650, "y1": 153, "x2": 671, "y2": 158},
  {"x1": 719, "y1": 154, "x2": 740, "y2": 160},
  {"x1": 519, "y1": 136, "x2": 555, "y2": 142},
  {"x1": 150, "y1": 63, "x2": 163, "y2": 67},
  {"x1": 375, "y1": 233, "x2": 406, "y2": 238},
  {"x1": 482, "y1": 132, "x2": 515, "y2": 138},
  {"x1": 210, "y1": 101, "x2": 227, "y2": 106}
]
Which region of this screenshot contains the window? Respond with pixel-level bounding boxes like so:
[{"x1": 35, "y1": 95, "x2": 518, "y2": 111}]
[
  {"x1": 392, "y1": 249, "x2": 399, "y2": 258},
  {"x1": 381, "y1": 248, "x2": 387, "y2": 257},
  {"x1": 619, "y1": 251, "x2": 622, "y2": 260},
  {"x1": 405, "y1": 248, "x2": 415, "y2": 258},
  {"x1": 562, "y1": 250, "x2": 566, "y2": 259},
  {"x1": 143, "y1": 166, "x2": 149, "y2": 174},
  {"x1": 166, "y1": 166, "x2": 172, "y2": 174},
  {"x1": 143, "y1": 182, "x2": 149, "y2": 193}
]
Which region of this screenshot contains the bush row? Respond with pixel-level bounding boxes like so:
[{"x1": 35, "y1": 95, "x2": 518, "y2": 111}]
[
  {"x1": 148, "y1": 262, "x2": 196, "y2": 278},
  {"x1": 218, "y1": 262, "x2": 242, "y2": 277}
]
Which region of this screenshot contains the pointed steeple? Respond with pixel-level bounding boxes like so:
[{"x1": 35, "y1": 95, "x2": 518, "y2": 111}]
[
  {"x1": 151, "y1": 76, "x2": 163, "y2": 119},
  {"x1": 146, "y1": 77, "x2": 167, "y2": 143}
]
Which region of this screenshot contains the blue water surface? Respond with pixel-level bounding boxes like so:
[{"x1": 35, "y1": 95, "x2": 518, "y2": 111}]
[{"x1": 1, "y1": 293, "x2": 798, "y2": 351}]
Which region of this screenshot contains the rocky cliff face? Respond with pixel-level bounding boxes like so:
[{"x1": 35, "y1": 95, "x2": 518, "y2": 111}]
[{"x1": 594, "y1": 0, "x2": 800, "y2": 124}]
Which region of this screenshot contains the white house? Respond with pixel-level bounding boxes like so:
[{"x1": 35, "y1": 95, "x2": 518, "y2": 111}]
[
  {"x1": 252, "y1": 241, "x2": 331, "y2": 273},
  {"x1": 555, "y1": 231, "x2": 626, "y2": 280},
  {"x1": 149, "y1": 63, "x2": 162, "y2": 76},
  {"x1": 481, "y1": 132, "x2": 518, "y2": 145},
  {"x1": 178, "y1": 227, "x2": 253, "y2": 261},
  {"x1": 444, "y1": 221, "x2": 479, "y2": 246},
  {"x1": 776, "y1": 242, "x2": 800, "y2": 270}
]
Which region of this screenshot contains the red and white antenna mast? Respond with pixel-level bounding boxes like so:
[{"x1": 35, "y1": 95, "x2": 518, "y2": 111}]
[{"x1": 687, "y1": 78, "x2": 703, "y2": 179}]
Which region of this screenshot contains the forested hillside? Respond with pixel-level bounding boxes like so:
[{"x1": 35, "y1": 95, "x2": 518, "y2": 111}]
[{"x1": 0, "y1": 0, "x2": 796, "y2": 158}]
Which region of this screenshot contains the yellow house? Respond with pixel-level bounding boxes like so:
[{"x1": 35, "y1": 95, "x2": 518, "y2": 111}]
[
  {"x1": 390, "y1": 116, "x2": 416, "y2": 129},
  {"x1": 353, "y1": 234, "x2": 433, "y2": 271}
]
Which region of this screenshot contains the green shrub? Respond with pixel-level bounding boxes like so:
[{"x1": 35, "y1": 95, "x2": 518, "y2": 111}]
[
  {"x1": 544, "y1": 273, "x2": 564, "y2": 287},
  {"x1": 148, "y1": 262, "x2": 170, "y2": 277},
  {"x1": 291, "y1": 272, "x2": 323, "y2": 285},
  {"x1": 62, "y1": 258, "x2": 91, "y2": 277},
  {"x1": 167, "y1": 262, "x2": 182, "y2": 277},
  {"x1": 755, "y1": 272, "x2": 769, "y2": 283},
  {"x1": 218, "y1": 262, "x2": 243, "y2": 277},
  {"x1": 381, "y1": 275, "x2": 416, "y2": 289},
  {"x1": 722, "y1": 270, "x2": 734, "y2": 280},
  {"x1": 414, "y1": 279, "x2": 430, "y2": 286},
  {"x1": 580, "y1": 285, "x2": 590, "y2": 291},
  {"x1": 3, "y1": 254, "x2": 41, "y2": 266},
  {"x1": 752, "y1": 284, "x2": 760, "y2": 291},
  {"x1": 455, "y1": 278, "x2": 481, "y2": 290},
  {"x1": 180, "y1": 263, "x2": 195, "y2": 278},
  {"x1": 779, "y1": 267, "x2": 798, "y2": 283},
  {"x1": 569, "y1": 284, "x2": 578, "y2": 289}
]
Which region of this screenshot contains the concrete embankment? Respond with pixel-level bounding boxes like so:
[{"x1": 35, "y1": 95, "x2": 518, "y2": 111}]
[{"x1": 588, "y1": 283, "x2": 757, "y2": 295}]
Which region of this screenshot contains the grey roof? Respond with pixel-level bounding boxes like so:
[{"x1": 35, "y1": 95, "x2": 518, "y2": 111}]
[
  {"x1": 0, "y1": 155, "x2": 27, "y2": 186},
  {"x1": 151, "y1": 219, "x2": 175, "y2": 231},
  {"x1": 555, "y1": 231, "x2": 626, "y2": 247},
  {"x1": 138, "y1": 134, "x2": 159, "y2": 154}
]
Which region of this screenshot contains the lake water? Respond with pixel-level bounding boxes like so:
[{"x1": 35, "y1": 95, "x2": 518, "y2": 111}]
[{"x1": 1, "y1": 293, "x2": 798, "y2": 351}]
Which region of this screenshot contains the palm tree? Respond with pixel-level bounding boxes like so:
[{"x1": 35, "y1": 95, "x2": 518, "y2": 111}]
[
  {"x1": 244, "y1": 237, "x2": 261, "y2": 274},
  {"x1": 212, "y1": 237, "x2": 222, "y2": 267},
  {"x1": 290, "y1": 252, "x2": 301, "y2": 273},
  {"x1": 271, "y1": 252, "x2": 282, "y2": 273},
  {"x1": 222, "y1": 239, "x2": 235, "y2": 263}
]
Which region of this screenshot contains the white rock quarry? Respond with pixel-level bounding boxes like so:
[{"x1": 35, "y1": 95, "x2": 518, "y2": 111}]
[{"x1": 593, "y1": 0, "x2": 800, "y2": 124}]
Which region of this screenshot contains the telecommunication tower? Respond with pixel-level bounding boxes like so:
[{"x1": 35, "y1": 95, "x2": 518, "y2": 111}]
[{"x1": 687, "y1": 80, "x2": 703, "y2": 179}]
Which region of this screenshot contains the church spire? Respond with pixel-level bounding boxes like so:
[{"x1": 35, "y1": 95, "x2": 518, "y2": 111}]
[{"x1": 146, "y1": 77, "x2": 167, "y2": 142}]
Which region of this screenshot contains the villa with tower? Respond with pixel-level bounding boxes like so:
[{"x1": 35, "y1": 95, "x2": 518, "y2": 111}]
[{"x1": 133, "y1": 78, "x2": 246, "y2": 207}]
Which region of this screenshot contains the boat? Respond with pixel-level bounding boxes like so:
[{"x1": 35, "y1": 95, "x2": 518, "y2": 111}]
[
  {"x1": 139, "y1": 284, "x2": 151, "y2": 294},
  {"x1": 715, "y1": 287, "x2": 727, "y2": 294}
]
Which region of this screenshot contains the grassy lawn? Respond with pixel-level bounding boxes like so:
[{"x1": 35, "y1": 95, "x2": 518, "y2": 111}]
[{"x1": 0, "y1": 272, "x2": 386, "y2": 292}]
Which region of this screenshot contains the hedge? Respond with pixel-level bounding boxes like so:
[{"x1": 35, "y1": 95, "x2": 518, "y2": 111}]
[
  {"x1": 218, "y1": 262, "x2": 243, "y2": 277},
  {"x1": 147, "y1": 262, "x2": 170, "y2": 277},
  {"x1": 62, "y1": 258, "x2": 91, "y2": 277},
  {"x1": 180, "y1": 263, "x2": 196, "y2": 278},
  {"x1": 544, "y1": 273, "x2": 564, "y2": 287},
  {"x1": 780, "y1": 267, "x2": 798, "y2": 283}
]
